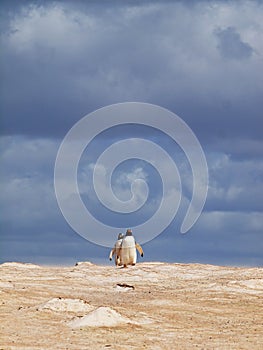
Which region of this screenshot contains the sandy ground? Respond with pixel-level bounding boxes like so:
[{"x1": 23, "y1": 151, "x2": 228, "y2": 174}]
[{"x1": 0, "y1": 261, "x2": 262, "y2": 349}]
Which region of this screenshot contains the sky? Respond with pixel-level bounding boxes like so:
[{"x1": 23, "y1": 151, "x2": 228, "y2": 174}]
[{"x1": 0, "y1": 0, "x2": 262, "y2": 266}]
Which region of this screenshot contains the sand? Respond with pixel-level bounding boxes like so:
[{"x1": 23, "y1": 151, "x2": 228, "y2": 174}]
[
  {"x1": 68, "y1": 306, "x2": 140, "y2": 328},
  {"x1": 0, "y1": 261, "x2": 262, "y2": 349}
]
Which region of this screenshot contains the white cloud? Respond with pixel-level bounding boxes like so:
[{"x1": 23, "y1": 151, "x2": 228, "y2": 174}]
[
  {"x1": 207, "y1": 152, "x2": 263, "y2": 210},
  {"x1": 197, "y1": 210, "x2": 263, "y2": 237},
  {"x1": 6, "y1": 4, "x2": 96, "y2": 54},
  {"x1": 79, "y1": 162, "x2": 150, "y2": 211},
  {"x1": 0, "y1": 175, "x2": 55, "y2": 226},
  {"x1": 2, "y1": 133, "x2": 261, "y2": 233}
]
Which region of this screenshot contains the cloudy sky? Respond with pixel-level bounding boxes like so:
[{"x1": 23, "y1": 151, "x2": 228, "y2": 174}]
[{"x1": 1, "y1": 0, "x2": 262, "y2": 266}]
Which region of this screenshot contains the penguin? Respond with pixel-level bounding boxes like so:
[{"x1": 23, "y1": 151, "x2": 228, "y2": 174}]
[
  {"x1": 120, "y1": 229, "x2": 144, "y2": 268},
  {"x1": 109, "y1": 233, "x2": 124, "y2": 266}
]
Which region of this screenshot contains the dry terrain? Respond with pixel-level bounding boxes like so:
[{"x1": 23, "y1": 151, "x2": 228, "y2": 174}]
[{"x1": 0, "y1": 261, "x2": 262, "y2": 349}]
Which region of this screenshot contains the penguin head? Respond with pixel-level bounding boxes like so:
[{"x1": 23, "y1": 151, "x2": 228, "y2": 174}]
[
  {"x1": 126, "y1": 229, "x2": 133, "y2": 236},
  {"x1": 118, "y1": 233, "x2": 124, "y2": 240}
]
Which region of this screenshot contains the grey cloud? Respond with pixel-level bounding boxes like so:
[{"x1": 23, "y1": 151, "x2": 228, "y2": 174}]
[
  {"x1": 1, "y1": 0, "x2": 262, "y2": 266},
  {"x1": 0, "y1": 137, "x2": 59, "y2": 228},
  {"x1": 1, "y1": 134, "x2": 262, "y2": 266},
  {"x1": 0, "y1": 1, "x2": 262, "y2": 142},
  {"x1": 210, "y1": 138, "x2": 263, "y2": 160},
  {"x1": 215, "y1": 26, "x2": 254, "y2": 60},
  {"x1": 0, "y1": 225, "x2": 107, "y2": 265},
  {"x1": 206, "y1": 153, "x2": 263, "y2": 212},
  {"x1": 145, "y1": 211, "x2": 263, "y2": 266}
]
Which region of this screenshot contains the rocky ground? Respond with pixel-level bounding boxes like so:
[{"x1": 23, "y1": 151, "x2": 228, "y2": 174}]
[{"x1": 0, "y1": 261, "x2": 262, "y2": 349}]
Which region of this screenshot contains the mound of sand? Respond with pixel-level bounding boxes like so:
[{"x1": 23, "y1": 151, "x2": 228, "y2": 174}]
[
  {"x1": 38, "y1": 297, "x2": 94, "y2": 313},
  {"x1": 68, "y1": 306, "x2": 137, "y2": 328}
]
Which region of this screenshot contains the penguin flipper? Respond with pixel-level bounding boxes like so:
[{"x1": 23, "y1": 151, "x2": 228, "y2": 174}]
[{"x1": 135, "y1": 243, "x2": 144, "y2": 257}]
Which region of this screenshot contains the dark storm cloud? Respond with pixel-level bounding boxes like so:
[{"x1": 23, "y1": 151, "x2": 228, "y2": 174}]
[
  {"x1": 1, "y1": 0, "x2": 262, "y2": 266},
  {"x1": 0, "y1": 224, "x2": 107, "y2": 265},
  {"x1": 0, "y1": 0, "x2": 262, "y2": 144},
  {"x1": 145, "y1": 212, "x2": 263, "y2": 266}
]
